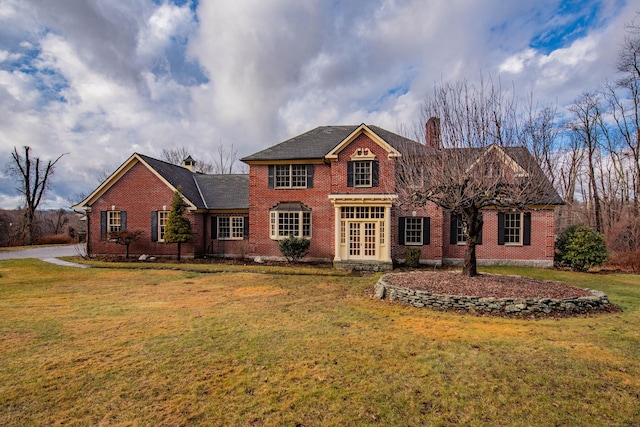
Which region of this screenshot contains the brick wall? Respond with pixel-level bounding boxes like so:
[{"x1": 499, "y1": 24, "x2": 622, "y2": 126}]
[
  {"x1": 442, "y1": 209, "x2": 556, "y2": 266},
  {"x1": 88, "y1": 162, "x2": 202, "y2": 258},
  {"x1": 391, "y1": 202, "x2": 444, "y2": 264},
  {"x1": 248, "y1": 162, "x2": 334, "y2": 259}
]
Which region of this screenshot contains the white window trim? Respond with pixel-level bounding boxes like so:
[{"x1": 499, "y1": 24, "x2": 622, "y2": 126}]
[
  {"x1": 504, "y1": 212, "x2": 523, "y2": 246},
  {"x1": 354, "y1": 160, "x2": 372, "y2": 187},
  {"x1": 275, "y1": 164, "x2": 308, "y2": 189},
  {"x1": 405, "y1": 217, "x2": 423, "y2": 246},
  {"x1": 455, "y1": 215, "x2": 466, "y2": 245},
  {"x1": 107, "y1": 210, "x2": 121, "y2": 233},
  {"x1": 218, "y1": 216, "x2": 245, "y2": 241},
  {"x1": 158, "y1": 210, "x2": 169, "y2": 242},
  {"x1": 269, "y1": 210, "x2": 311, "y2": 240}
]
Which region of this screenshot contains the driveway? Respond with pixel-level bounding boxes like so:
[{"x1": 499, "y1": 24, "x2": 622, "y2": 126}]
[{"x1": 0, "y1": 243, "x2": 90, "y2": 268}]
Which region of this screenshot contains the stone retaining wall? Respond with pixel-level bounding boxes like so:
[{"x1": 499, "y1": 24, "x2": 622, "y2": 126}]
[{"x1": 374, "y1": 275, "x2": 611, "y2": 316}]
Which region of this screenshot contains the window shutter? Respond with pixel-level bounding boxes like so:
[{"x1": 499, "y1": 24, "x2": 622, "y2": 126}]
[
  {"x1": 347, "y1": 162, "x2": 354, "y2": 187},
  {"x1": 100, "y1": 211, "x2": 107, "y2": 240},
  {"x1": 211, "y1": 217, "x2": 217, "y2": 239},
  {"x1": 497, "y1": 212, "x2": 505, "y2": 245},
  {"x1": 523, "y1": 212, "x2": 531, "y2": 246},
  {"x1": 268, "y1": 165, "x2": 274, "y2": 188},
  {"x1": 398, "y1": 217, "x2": 406, "y2": 245},
  {"x1": 372, "y1": 161, "x2": 379, "y2": 187},
  {"x1": 121, "y1": 211, "x2": 127, "y2": 230},
  {"x1": 449, "y1": 213, "x2": 458, "y2": 244},
  {"x1": 244, "y1": 216, "x2": 249, "y2": 239},
  {"x1": 477, "y1": 212, "x2": 483, "y2": 245},
  {"x1": 306, "y1": 165, "x2": 314, "y2": 188},
  {"x1": 423, "y1": 217, "x2": 430, "y2": 245},
  {"x1": 151, "y1": 211, "x2": 158, "y2": 242}
]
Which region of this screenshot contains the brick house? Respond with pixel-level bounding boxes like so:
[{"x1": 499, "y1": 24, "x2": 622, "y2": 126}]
[{"x1": 74, "y1": 123, "x2": 562, "y2": 270}]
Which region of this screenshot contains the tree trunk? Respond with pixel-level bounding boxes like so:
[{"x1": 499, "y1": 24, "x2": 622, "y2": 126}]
[
  {"x1": 177, "y1": 242, "x2": 181, "y2": 261},
  {"x1": 125, "y1": 244, "x2": 130, "y2": 259},
  {"x1": 25, "y1": 209, "x2": 35, "y2": 245},
  {"x1": 461, "y1": 208, "x2": 482, "y2": 277}
]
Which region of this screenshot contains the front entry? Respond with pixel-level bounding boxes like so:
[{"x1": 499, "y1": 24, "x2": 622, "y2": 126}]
[{"x1": 348, "y1": 221, "x2": 377, "y2": 259}]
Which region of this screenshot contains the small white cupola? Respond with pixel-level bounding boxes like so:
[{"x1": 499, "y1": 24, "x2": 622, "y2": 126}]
[{"x1": 183, "y1": 155, "x2": 196, "y2": 172}]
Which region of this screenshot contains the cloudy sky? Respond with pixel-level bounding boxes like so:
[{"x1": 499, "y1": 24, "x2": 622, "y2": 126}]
[{"x1": 0, "y1": 0, "x2": 637, "y2": 210}]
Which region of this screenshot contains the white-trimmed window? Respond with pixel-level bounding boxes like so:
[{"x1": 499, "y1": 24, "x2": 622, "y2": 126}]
[
  {"x1": 503, "y1": 212, "x2": 522, "y2": 245},
  {"x1": 354, "y1": 161, "x2": 371, "y2": 187},
  {"x1": 107, "y1": 211, "x2": 122, "y2": 233},
  {"x1": 158, "y1": 210, "x2": 169, "y2": 242},
  {"x1": 217, "y1": 216, "x2": 245, "y2": 240},
  {"x1": 269, "y1": 203, "x2": 311, "y2": 239},
  {"x1": 456, "y1": 215, "x2": 466, "y2": 244},
  {"x1": 405, "y1": 217, "x2": 423, "y2": 245},
  {"x1": 275, "y1": 164, "x2": 308, "y2": 188}
]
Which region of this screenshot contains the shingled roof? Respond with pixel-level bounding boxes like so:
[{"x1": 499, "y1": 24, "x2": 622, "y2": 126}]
[
  {"x1": 138, "y1": 154, "x2": 249, "y2": 210},
  {"x1": 241, "y1": 125, "x2": 421, "y2": 161}
]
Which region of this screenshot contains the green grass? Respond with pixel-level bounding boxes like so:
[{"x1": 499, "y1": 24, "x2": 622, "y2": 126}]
[{"x1": 1, "y1": 260, "x2": 639, "y2": 426}]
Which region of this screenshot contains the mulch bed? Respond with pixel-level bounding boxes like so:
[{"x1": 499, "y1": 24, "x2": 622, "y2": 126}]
[{"x1": 384, "y1": 271, "x2": 593, "y2": 299}]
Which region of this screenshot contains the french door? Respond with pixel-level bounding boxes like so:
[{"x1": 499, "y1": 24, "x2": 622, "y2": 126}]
[{"x1": 348, "y1": 221, "x2": 377, "y2": 259}]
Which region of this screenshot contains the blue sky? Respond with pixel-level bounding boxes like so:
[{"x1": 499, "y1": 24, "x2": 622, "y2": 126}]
[{"x1": 0, "y1": 0, "x2": 636, "y2": 209}]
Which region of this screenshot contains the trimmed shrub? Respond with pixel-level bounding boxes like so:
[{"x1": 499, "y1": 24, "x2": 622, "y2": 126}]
[
  {"x1": 555, "y1": 224, "x2": 608, "y2": 271},
  {"x1": 278, "y1": 235, "x2": 310, "y2": 263},
  {"x1": 405, "y1": 247, "x2": 421, "y2": 268}
]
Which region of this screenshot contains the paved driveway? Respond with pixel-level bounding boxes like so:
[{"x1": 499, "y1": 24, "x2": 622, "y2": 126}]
[{"x1": 0, "y1": 244, "x2": 90, "y2": 268}]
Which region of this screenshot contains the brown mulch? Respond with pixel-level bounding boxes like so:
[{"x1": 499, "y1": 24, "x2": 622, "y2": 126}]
[{"x1": 384, "y1": 271, "x2": 593, "y2": 300}]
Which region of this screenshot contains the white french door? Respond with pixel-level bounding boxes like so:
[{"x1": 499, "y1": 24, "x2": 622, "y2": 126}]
[{"x1": 348, "y1": 221, "x2": 377, "y2": 259}]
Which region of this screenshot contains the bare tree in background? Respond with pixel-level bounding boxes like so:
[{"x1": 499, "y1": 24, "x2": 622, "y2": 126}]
[
  {"x1": 7, "y1": 146, "x2": 65, "y2": 245},
  {"x1": 567, "y1": 92, "x2": 605, "y2": 232},
  {"x1": 397, "y1": 78, "x2": 560, "y2": 276},
  {"x1": 161, "y1": 144, "x2": 244, "y2": 174}
]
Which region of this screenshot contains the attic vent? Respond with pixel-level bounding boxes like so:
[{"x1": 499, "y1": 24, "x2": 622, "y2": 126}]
[{"x1": 183, "y1": 155, "x2": 196, "y2": 172}]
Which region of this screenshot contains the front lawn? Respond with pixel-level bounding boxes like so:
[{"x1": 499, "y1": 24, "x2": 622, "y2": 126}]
[{"x1": 0, "y1": 260, "x2": 638, "y2": 426}]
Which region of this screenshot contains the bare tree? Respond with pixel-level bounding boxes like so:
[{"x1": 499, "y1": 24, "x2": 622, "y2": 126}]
[
  {"x1": 397, "y1": 78, "x2": 560, "y2": 276},
  {"x1": 7, "y1": 146, "x2": 65, "y2": 245},
  {"x1": 568, "y1": 92, "x2": 605, "y2": 232},
  {"x1": 161, "y1": 146, "x2": 214, "y2": 173},
  {"x1": 212, "y1": 142, "x2": 240, "y2": 174}
]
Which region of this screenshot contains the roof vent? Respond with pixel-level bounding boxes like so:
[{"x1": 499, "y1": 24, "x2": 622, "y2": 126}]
[{"x1": 183, "y1": 155, "x2": 196, "y2": 172}]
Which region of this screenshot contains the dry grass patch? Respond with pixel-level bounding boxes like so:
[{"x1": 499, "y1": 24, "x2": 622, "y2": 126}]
[{"x1": 0, "y1": 260, "x2": 639, "y2": 426}]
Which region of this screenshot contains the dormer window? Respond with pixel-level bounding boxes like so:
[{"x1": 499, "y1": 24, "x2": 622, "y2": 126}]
[{"x1": 347, "y1": 147, "x2": 379, "y2": 188}]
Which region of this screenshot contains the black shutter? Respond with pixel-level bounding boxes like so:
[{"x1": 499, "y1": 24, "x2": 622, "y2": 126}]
[
  {"x1": 498, "y1": 212, "x2": 505, "y2": 245},
  {"x1": 347, "y1": 162, "x2": 354, "y2": 187},
  {"x1": 151, "y1": 211, "x2": 158, "y2": 242},
  {"x1": 523, "y1": 212, "x2": 531, "y2": 246},
  {"x1": 477, "y1": 212, "x2": 483, "y2": 245},
  {"x1": 100, "y1": 211, "x2": 107, "y2": 240},
  {"x1": 244, "y1": 216, "x2": 249, "y2": 239},
  {"x1": 398, "y1": 217, "x2": 406, "y2": 245},
  {"x1": 120, "y1": 211, "x2": 127, "y2": 230},
  {"x1": 423, "y1": 217, "x2": 430, "y2": 245},
  {"x1": 268, "y1": 165, "x2": 274, "y2": 188},
  {"x1": 211, "y1": 217, "x2": 217, "y2": 239},
  {"x1": 306, "y1": 165, "x2": 314, "y2": 188},
  {"x1": 449, "y1": 213, "x2": 458, "y2": 244},
  {"x1": 372, "y1": 161, "x2": 379, "y2": 187}
]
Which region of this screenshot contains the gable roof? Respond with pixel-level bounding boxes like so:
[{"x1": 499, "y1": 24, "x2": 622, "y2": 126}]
[
  {"x1": 73, "y1": 153, "x2": 249, "y2": 211},
  {"x1": 241, "y1": 124, "x2": 421, "y2": 162}
]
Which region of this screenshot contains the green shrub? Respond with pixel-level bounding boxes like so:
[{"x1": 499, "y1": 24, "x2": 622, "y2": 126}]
[
  {"x1": 278, "y1": 235, "x2": 311, "y2": 263},
  {"x1": 405, "y1": 247, "x2": 421, "y2": 268},
  {"x1": 555, "y1": 224, "x2": 608, "y2": 271}
]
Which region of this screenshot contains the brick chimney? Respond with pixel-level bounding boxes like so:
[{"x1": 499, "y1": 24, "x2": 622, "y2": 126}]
[
  {"x1": 425, "y1": 117, "x2": 441, "y2": 149},
  {"x1": 183, "y1": 155, "x2": 196, "y2": 172}
]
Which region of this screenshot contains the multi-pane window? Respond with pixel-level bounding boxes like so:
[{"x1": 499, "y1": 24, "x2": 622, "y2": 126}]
[
  {"x1": 354, "y1": 161, "x2": 371, "y2": 187},
  {"x1": 340, "y1": 206, "x2": 384, "y2": 219},
  {"x1": 456, "y1": 215, "x2": 466, "y2": 244},
  {"x1": 405, "y1": 217, "x2": 423, "y2": 245},
  {"x1": 107, "y1": 211, "x2": 121, "y2": 233},
  {"x1": 504, "y1": 212, "x2": 522, "y2": 244},
  {"x1": 270, "y1": 210, "x2": 311, "y2": 239},
  {"x1": 275, "y1": 164, "x2": 307, "y2": 188},
  {"x1": 158, "y1": 211, "x2": 169, "y2": 242},
  {"x1": 218, "y1": 216, "x2": 244, "y2": 240}
]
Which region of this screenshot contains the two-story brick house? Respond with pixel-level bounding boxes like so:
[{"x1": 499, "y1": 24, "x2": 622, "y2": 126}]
[{"x1": 74, "y1": 123, "x2": 562, "y2": 270}]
